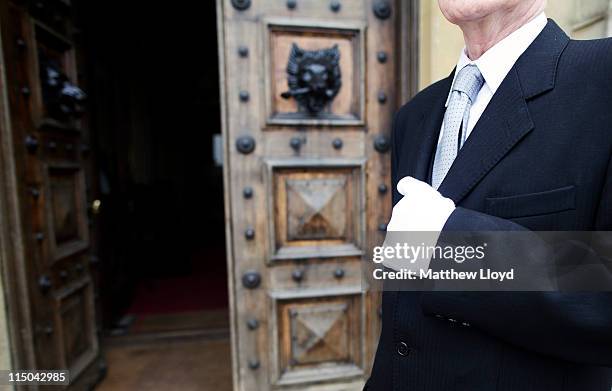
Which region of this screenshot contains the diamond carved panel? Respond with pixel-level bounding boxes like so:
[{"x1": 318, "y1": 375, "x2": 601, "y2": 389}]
[
  {"x1": 265, "y1": 159, "x2": 364, "y2": 261},
  {"x1": 274, "y1": 294, "x2": 363, "y2": 385},
  {"x1": 286, "y1": 177, "x2": 347, "y2": 241},
  {"x1": 290, "y1": 302, "x2": 349, "y2": 365}
]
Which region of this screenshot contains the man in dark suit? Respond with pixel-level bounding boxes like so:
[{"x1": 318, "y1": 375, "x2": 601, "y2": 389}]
[{"x1": 366, "y1": 0, "x2": 612, "y2": 389}]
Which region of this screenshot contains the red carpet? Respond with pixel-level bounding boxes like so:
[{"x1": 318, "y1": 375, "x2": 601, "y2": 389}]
[{"x1": 127, "y1": 274, "x2": 229, "y2": 315}]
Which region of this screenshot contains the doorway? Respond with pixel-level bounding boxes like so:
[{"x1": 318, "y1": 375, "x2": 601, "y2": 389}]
[
  {"x1": 76, "y1": 0, "x2": 232, "y2": 388},
  {"x1": 0, "y1": 0, "x2": 415, "y2": 389}
]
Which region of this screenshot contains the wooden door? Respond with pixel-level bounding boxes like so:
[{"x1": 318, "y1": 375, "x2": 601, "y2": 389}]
[
  {"x1": 0, "y1": 0, "x2": 103, "y2": 388},
  {"x1": 218, "y1": 1, "x2": 414, "y2": 389}
]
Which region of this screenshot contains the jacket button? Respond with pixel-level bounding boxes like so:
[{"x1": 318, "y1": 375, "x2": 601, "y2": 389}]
[{"x1": 396, "y1": 341, "x2": 410, "y2": 356}]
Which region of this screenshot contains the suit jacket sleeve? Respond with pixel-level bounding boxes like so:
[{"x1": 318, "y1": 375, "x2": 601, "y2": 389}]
[{"x1": 420, "y1": 154, "x2": 612, "y2": 367}]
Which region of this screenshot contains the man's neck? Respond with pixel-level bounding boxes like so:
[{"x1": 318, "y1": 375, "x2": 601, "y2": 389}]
[{"x1": 460, "y1": 2, "x2": 546, "y2": 60}]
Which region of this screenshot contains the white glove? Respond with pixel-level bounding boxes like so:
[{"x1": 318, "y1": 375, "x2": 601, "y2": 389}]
[
  {"x1": 386, "y1": 176, "x2": 456, "y2": 232},
  {"x1": 381, "y1": 177, "x2": 456, "y2": 271}
]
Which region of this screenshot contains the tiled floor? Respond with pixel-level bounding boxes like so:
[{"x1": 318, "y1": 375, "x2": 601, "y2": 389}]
[{"x1": 96, "y1": 337, "x2": 232, "y2": 391}]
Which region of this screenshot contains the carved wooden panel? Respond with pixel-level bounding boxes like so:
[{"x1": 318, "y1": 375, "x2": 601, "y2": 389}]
[
  {"x1": 289, "y1": 302, "x2": 350, "y2": 364},
  {"x1": 264, "y1": 19, "x2": 365, "y2": 126},
  {"x1": 53, "y1": 278, "x2": 98, "y2": 378},
  {"x1": 44, "y1": 165, "x2": 89, "y2": 262},
  {"x1": 273, "y1": 293, "x2": 363, "y2": 385},
  {"x1": 61, "y1": 292, "x2": 88, "y2": 365},
  {"x1": 33, "y1": 316, "x2": 61, "y2": 370},
  {"x1": 266, "y1": 159, "x2": 364, "y2": 261},
  {"x1": 286, "y1": 177, "x2": 347, "y2": 241},
  {"x1": 32, "y1": 23, "x2": 84, "y2": 127},
  {"x1": 51, "y1": 174, "x2": 78, "y2": 243}
]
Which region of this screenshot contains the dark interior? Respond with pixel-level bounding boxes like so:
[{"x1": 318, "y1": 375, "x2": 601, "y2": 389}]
[{"x1": 76, "y1": 1, "x2": 227, "y2": 334}]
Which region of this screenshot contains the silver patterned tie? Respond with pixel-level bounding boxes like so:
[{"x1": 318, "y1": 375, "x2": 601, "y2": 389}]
[{"x1": 431, "y1": 64, "x2": 484, "y2": 189}]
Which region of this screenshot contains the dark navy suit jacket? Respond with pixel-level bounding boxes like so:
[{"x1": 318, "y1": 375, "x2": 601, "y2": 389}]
[{"x1": 366, "y1": 20, "x2": 612, "y2": 391}]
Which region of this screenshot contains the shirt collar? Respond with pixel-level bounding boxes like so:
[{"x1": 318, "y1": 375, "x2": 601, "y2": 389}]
[{"x1": 445, "y1": 12, "x2": 548, "y2": 107}]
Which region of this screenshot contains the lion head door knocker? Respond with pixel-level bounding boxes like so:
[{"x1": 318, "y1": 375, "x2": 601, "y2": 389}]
[
  {"x1": 281, "y1": 43, "x2": 342, "y2": 115},
  {"x1": 39, "y1": 51, "x2": 87, "y2": 121}
]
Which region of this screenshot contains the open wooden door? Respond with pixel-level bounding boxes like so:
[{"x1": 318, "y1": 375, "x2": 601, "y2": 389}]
[
  {"x1": 0, "y1": 0, "x2": 103, "y2": 388},
  {"x1": 218, "y1": 1, "x2": 415, "y2": 389}
]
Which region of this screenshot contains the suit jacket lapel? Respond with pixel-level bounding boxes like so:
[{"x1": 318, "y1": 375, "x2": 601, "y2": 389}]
[
  {"x1": 437, "y1": 69, "x2": 533, "y2": 202},
  {"x1": 436, "y1": 20, "x2": 570, "y2": 204}
]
